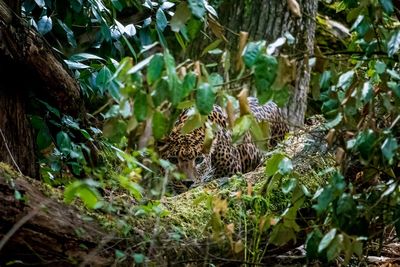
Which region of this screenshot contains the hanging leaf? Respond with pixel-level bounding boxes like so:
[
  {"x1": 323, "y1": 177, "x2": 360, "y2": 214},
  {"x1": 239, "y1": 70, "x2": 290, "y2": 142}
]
[
  {"x1": 170, "y1": 2, "x2": 191, "y2": 32},
  {"x1": 134, "y1": 91, "x2": 148, "y2": 122},
  {"x1": 196, "y1": 83, "x2": 215, "y2": 115},
  {"x1": 381, "y1": 136, "x2": 398, "y2": 164},
  {"x1": 182, "y1": 72, "x2": 197, "y2": 98},
  {"x1": 156, "y1": 8, "x2": 168, "y2": 31},
  {"x1": 153, "y1": 111, "x2": 168, "y2": 140},
  {"x1": 379, "y1": 0, "x2": 394, "y2": 14},
  {"x1": 147, "y1": 53, "x2": 164, "y2": 85}
]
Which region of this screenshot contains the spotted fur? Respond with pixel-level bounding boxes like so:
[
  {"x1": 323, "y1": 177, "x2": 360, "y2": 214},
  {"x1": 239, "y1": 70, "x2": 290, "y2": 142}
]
[{"x1": 158, "y1": 97, "x2": 288, "y2": 189}]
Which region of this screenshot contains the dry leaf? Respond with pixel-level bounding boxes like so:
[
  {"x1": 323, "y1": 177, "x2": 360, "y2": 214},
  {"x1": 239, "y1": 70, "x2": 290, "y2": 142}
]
[
  {"x1": 287, "y1": 0, "x2": 302, "y2": 18},
  {"x1": 237, "y1": 88, "x2": 251, "y2": 116}
]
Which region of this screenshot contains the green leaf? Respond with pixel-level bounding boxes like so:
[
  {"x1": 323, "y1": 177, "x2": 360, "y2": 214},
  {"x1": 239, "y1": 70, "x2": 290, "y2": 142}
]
[
  {"x1": 318, "y1": 228, "x2": 337, "y2": 253},
  {"x1": 134, "y1": 91, "x2": 148, "y2": 122},
  {"x1": 361, "y1": 81, "x2": 373, "y2": 102},
  {"x1": 324, "y1": 113, "x2": 343, "y2": 128},
  {"x1": 269, "y1": 224, "x2": 296, "y2": 246},
  {"x1": 254, "y1": 55, "x2": 278, "y2": 103},
  {"x1": 34, "y1": 0, "x2": 45, "y2": 7},
  {"x1": 196, "y1": 83, "x2": 215, "y2": 115},
  {"x1": 181, "y1": 112, "x2": 204, "y2": 134},
  {"x1": 96, "y1": 66, "x2": 112, "y2": 95},
  {"x1": 306, "y1": 229, "x2": 323, "y2": 260},
  {"x1": 111, "y1": 0, "x2": 123, "y2": 11},
  {"x1": 64, "y1": 180, "x2": 102, "y2": 209},
  {"x1": 337, "y1": 70, "x2": 354, "y2": 90},
  {"x1": 379, "y1": 0, "x2": 394, "y2": 14},
  {"x1": 232, "y1": 115, "x2": 252, "y2": 143},
  {"x1": 56, "y1": 131, "x2": 72, "y2": 154},
  {"x1": 375, "y1": 60, "x2": 386, "y2": 74},
  {"x1": 133, "y1": 253, "x2": 145, "y2": 264},
  {"x1": 278, "y1": 158, "x2": 293, "y2": 175},
  {"x1": 387, "y1": 30, "x2": 400, "y2": 57},
  {"x1": 37, "y1": 16, "x2": 52, "y2": 35},
  {"x1": 187, "y1": 0, "x2": 205, "y2": 18},
  {"x1": 38, "y1": 100, "x2": 60, "y2": 118},
  {"x1": 382, "y1": 136, "x2": 398, "y2": 164},
  {"x1": 153, "y1": 111, "x2": 168, "y2": 140},
  {"x1": 313, "y1": 187, "x2": 333, "y2": 215},
  {"x1": 201, "y1": 39, "x2": 222, "y2": 56},
  {"x1": 152, "y1": 79, "x2": 169, "y2": 106},
  {"x1": 354, "y1": 129, "x2": 376, "y2": 159},
  {"x1": 37, "y1": 129, "x2": 52, "y2": 150},
  {"x1": 326, "y1": 235, "x2": 342, "y2": 262},
  {"x1": 182, "y1": 72, "x2": 196, "y2": 98},
  {"x1": 265, "y1": 153, "x2": 286, "y2": 177},
  {"x1": 156, "y1": 8, "x2": 168, "y2": 31},
  {"x1": 243, "y1": 41, "x2": 264, "y2": 67},
  {"x1": 70, "y1": 53, "x2": 104, "y2": 62},
  {"x1": 147, "y1": 53, "x2": 164, "y2": 85},
  {"x1": 164, "y1": 51, "x2": 182, "y2": 105}
]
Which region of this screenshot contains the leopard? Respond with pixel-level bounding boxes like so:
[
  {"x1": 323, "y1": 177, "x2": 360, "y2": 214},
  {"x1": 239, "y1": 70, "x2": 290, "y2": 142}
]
[{"x1": 157, "y1": 97, "x2": 288, "y2": 190}]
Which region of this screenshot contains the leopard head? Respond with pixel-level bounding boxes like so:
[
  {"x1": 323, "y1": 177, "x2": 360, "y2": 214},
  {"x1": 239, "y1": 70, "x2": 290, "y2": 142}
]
[{"x1": 158, "y1": 128, "x2": 214, "y2": 186}]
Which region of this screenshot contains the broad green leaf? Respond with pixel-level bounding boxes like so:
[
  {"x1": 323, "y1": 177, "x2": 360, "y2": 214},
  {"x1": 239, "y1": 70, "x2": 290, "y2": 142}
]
[
  {"x1": 361, "y1": 81, "x2": 373, "y2": 102},
  {"x1": 379, "y1": 0, "x2": 394, "y2": 14},
  {"x1": 324, "y1": 113, "x2": 343, "y2": 128},
  {"x1": 182, "y1": 72, "x2": 196, "y2": 98},
  {"x1": 381, "y1": 136, "x2": 398, "y2": 164},
  {"x1": 375, "y1": 60, "x2": 386, "y2": 74},
  {"x1": 56, "y1": 131, "x2": 72, "y2": 154},
  {"x1": 278, "y1": 157, "x2": 293, "y2": 175},
  {"x1": 181, "y1": 112, "x2": 204, "y2": 134},
  {"x1": 70, "y1": 53, "x2": 104, "y2": 62},
  {"x1": 111, "y1": 0, "x2": 123, "y2": 11},
  {"x1": 232, "y1": 115, "x2": 252, "y2": 143},
  {"x1": 188, "y1": 0, "x2": 205, "y2": 18},
  {"x1": 313, "y1": 187, "x2": 333, "y2": 215},
  {"x1": 243, "y1": 41, "x2": 264, "y2": 67},
  {"x1": 152, "y1": 79, "x2": 169, "y2": 106},
  {"x1": 96, "y1": 66, "x2": 112, "y2": 95},
  {"x1": 265, "y1": 153, "x2": 286, "y2": 177},
  {"x1": 306, "y1": 229, "x2": 323, "y2": 260},
  {"x1": 249, "y1": 119, "x2": 270, "y2": 151},
  {"x1": 201, "y1": 39, "x2": 222, "y2": 56},
  {"x1": 354, "y1": 129, "x2": 376, "y2": 159},
  {"x1": 38, "y1": 100, "x2": 61, "y2": 118},
  {"x1": 326, "y1": 235, "x2": 343, "y2": 262},
  {"x1": 133, "y1": 253, "x2": 145, "y2": 264},
  {"x1": 388, "y1": 30, "x2": 400, "y2": 57},
  {"x1": 64, "y1": 180, "x2": 102, "y2": 209},
  {"x1": 156, "y1": 8, "x2": 168, "y2": 31},
  {"x1": 269, "y1": 224, "x2": 296, "y2": 246},
  {"x1": 337, "y1": 70, "x2": 354, "y2": 90},
  {"x1": 164, "y1": 51, "x2": 182, "y2": 105},
  {"x1": 320, "y1": 71, "x2": 332, "y2": 90},
  {"x1": 147, "y1": 53, "x2": 164, "y2": 85},
  {"x1": 254, "y1": 55, "x2": 278, "y2": 103},
  {"x1": 134, "y1": 91, "x2": 148, "y2": 122},
  {"x1": 196, "y1": 83, "x2": 215, "y2": 115},
  {"x1": 153, "y1": 111, "x2": 168, "y2": 140},
  {"x1": 37, "y1": 16, "x2": 52, "y2": 35},
  {"x1": 208, "y1": 73, "x2": 223, "y2": 89},
  {"x1": 37, "y1": 129, "x2": 52, "y2": 150},
  {"x1": 318, "y1": 228, "x2": 337, "y2": 253}
]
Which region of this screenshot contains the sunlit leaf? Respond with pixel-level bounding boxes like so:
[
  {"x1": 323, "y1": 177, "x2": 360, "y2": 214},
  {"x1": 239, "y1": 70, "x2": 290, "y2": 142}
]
[
  {"x1": 147, "y1": 53, "x2": 164, "y2": 85},
  {"x1": 134, "y1": 91, "x2": 148, "y2": 122},
  {"x1": 187, "y1": 0, "x2": 205, "y2": 18},
  {"x1": 318, "y1": 228, "x2": 337, "y2": 253},
  {"x1": 387, "y1": 30, "x2": 400, "y2": 57},
  {"x1": 37, "y1": 16, "x2": 52, "y2": 35}
]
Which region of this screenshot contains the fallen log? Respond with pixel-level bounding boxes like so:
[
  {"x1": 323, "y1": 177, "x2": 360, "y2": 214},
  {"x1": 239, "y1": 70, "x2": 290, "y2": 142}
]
[{"x1": 0, "y1": 164, "x2": 113, "y2": 266}]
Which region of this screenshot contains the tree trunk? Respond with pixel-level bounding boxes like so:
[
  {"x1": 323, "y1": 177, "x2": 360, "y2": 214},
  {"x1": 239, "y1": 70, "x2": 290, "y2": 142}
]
[
  {"x1": 0, "y1": 0, "x2": 86, "y2": 178},
  {"x1": 217, "y1": 0, "x2": 317, "y2": 128}
]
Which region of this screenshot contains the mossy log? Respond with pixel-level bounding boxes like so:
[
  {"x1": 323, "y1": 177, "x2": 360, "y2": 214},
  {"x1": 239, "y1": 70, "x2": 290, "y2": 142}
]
[{"x1": 0, "y1": 165, "x2": 113, "y2": 266}]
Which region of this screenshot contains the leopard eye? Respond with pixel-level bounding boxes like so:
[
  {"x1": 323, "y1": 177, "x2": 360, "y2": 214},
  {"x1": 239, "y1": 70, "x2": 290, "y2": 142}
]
[
  {"x1": 168, "y1": 156, "x2": 178, "y2": 164},
  {"x1": 195, "y1": 155, "x2": 204, "y2": 165}
]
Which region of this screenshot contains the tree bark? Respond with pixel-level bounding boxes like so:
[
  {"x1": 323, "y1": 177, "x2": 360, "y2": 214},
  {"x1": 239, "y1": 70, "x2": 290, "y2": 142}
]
[
  {"x1": 217, "y1": 0, "x2": 317, "y2": 128},
  {"x1": 0, "y1": 0, "x2": 87, "y2": 178},
  {"x1": 0, "y1": 168, "x2": 113, "y2": 266}
]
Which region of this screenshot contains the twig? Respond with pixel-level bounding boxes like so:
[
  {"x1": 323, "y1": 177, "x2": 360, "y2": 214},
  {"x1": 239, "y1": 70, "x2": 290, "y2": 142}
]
[{"x1": 0, "y1": 128, "x2": 22, "y2": 175}]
